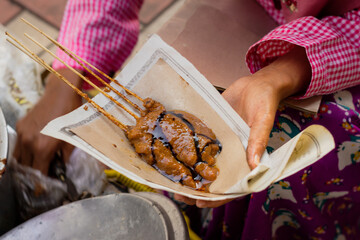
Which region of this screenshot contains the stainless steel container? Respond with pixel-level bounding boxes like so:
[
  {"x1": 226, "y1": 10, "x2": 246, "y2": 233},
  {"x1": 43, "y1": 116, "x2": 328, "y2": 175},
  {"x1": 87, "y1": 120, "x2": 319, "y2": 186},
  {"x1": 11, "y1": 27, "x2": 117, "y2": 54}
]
[
  {"x1": 0, "y1": 108, "x2": 188, "y2": 239},
  {"x1": 0, "y1": 193, "x2": 189, "y2": 240},
  {"x1": 0, "y1": 107, "x2": 7, "y2": 173},
  {"x1": 0, "y1": 107, "x2": 19, "y2": 235}
]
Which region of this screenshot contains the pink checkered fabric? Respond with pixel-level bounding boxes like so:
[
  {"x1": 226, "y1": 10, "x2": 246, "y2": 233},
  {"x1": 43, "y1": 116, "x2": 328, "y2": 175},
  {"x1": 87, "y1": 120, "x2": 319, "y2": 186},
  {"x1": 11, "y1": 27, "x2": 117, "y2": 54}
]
[
  {"x1": 52, "y1": 0, "x2": 143, "y2": 89},
  {"x1": 53, "y1": 0, "x2": 360, "y2": 97},
  {"x1": 256, "y1": 0, "x2": 286, "y2": 25},
  {"x1": 247, "y1": 9, "x2": 360, "y2": 98}
]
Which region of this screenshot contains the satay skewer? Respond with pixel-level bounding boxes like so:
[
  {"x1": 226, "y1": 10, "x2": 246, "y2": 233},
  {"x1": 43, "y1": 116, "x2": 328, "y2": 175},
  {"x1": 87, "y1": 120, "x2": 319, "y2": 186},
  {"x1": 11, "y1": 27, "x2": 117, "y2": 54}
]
[
  {"x1": 20, "y1": 17, "x2": 144, "y2": 103},
  {"x1": 6, "y1": 19, "x2": 223, "y2": 191},
  {"x1": 5, "y1": 32, "x2": 129, "y2": 132},
  {"x1": 23, "y1": 33, "x2": 139, "y2": 120}
]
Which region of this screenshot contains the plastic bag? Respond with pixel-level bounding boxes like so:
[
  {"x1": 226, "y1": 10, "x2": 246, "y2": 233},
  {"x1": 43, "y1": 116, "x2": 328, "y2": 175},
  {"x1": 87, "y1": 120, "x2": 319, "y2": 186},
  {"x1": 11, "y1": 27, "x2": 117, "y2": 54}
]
[
  {"x1": 66, "y1": 147, "x2": 107, "y2": 197},
  {"x1": 1, "y1": 24, "x2": 107, "y2": 221},
  {"x1": 0, "y1": 25, "x2": 43, "y2": 128},
  {"x1": 10, "y1": 159, "x2": 68, "y2": 220},
  {"x1": 7, "y1": 127, "x2": 107, "y2": 221}
]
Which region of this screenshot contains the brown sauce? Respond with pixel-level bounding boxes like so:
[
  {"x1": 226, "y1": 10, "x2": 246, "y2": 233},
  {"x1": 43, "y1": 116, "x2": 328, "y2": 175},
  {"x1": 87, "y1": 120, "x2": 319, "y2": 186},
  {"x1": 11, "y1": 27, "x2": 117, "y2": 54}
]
[{"x1": 127, "y1": 98, "x2": 221, "y2": 191}]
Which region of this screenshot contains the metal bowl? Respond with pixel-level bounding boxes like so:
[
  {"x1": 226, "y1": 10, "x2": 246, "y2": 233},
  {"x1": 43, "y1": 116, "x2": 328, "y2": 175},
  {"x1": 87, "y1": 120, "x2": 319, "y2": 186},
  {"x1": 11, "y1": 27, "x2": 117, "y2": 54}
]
[
  {"x1": 0, "y1": 107, "x2": 8, "y2": 175},
  {"x1": 0, "y1": 193, "x2": 188, "y2": 240},
  {"x1": 0, "y1": 107, "x2": 16, "y2": 236}
]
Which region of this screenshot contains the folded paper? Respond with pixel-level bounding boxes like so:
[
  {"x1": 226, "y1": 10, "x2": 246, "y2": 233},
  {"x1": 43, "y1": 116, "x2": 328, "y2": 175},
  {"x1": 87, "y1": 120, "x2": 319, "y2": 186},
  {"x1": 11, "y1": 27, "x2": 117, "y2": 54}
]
[{"x1": 42, "y1": 35, "x2": 334, "y2": 200}]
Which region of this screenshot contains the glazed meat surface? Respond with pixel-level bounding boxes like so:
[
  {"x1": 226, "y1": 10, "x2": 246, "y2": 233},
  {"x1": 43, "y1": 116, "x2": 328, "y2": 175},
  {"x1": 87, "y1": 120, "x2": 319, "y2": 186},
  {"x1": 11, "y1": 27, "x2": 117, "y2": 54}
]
[{"x1": 127, "y1": 98, "x2": 221, "y2": 190}]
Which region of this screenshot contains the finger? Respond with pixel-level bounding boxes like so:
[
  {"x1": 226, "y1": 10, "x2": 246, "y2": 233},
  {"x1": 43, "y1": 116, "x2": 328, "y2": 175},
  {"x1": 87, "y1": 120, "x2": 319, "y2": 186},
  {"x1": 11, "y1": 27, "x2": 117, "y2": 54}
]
[
  {"x1": 196, "y1": 198, "x2": 234, "y2": 208},
  {"x1": 246, "y1": 112, "x2": 275, "y2": 169},
  {"x1": 20, "y1": 147, "x2": 33, "y2": 167},
  {"x1": 18, "y1": 135, "x2": 34, "y2": 167},
  {"x1": 32, "y1": 155, "x2": 52, "y2": 176},
  {"x1": 221, "y1": 78, "x2": 250, "y2": 108},
  {"x1": 32, "y1": 137, "x2": 59, "y2": 175},
  {"x1": 32, "y1": 151, "x2": 54, "y2": 176},
  {"x1": 13, "y1": 132, "x2": 22, "y2": 161},
  {"x1": 174, "y1": 194, "x2": 196, "y2": 205},
  {"x1": 60, "y1": 142, "x2": 75, "y2": 164}
]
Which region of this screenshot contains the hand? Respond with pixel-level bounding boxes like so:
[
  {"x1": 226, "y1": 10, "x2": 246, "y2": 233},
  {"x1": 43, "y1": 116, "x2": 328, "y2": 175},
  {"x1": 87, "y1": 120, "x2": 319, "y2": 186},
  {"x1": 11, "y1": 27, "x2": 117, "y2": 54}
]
[
  {"x1": 223, "y1": 46, "x2": 311, "y2": 169},
  {"x1": 174, "y1": 193, "x2": 235, "y2": 208},
  {"x1": 172, "y1": 46, "x2": 311, "y2": 208},
  {"x1": 13, "y1": 69, "x2": 83, "y2": 175},
  {"x1": 174, "y1": 72, "x2": 286, "y2": 207}
]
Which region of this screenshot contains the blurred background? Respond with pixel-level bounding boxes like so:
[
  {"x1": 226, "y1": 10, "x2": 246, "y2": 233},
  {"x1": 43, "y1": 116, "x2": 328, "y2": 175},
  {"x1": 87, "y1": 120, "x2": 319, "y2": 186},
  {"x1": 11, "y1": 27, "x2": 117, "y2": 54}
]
[
  {"x1": 0, "y1": 0, "x2": 185, "y2": 75},
  {"x1": 0, "y1": 0, "x2": 188, "y2": 237}
]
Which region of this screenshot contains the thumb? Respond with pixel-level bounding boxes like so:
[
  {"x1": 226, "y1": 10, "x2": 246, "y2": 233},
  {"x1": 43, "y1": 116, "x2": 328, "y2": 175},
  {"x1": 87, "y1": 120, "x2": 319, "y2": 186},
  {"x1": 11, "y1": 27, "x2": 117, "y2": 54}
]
[
  {"x1": 246, "y1": 113, "x2": 274, "y2": 169},
  {"x1": 61, "y1": 142, "x2": 75, "y2": 164}
]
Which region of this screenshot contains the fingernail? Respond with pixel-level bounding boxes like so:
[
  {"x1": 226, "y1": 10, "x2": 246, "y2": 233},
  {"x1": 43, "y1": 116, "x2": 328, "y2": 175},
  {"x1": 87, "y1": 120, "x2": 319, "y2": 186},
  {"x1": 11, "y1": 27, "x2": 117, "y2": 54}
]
[
  {"x1": 197, "y1": 201, "x2": 205, "y2": 208},
  {"x1": 254, "y1": 154, "x2": 260, "y2": 165}
]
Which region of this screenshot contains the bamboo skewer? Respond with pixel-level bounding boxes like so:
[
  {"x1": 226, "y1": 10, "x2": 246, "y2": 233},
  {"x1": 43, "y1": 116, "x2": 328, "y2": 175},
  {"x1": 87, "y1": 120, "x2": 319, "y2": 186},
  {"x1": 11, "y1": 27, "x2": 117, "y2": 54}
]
[
  {"x1": 24, "y1": 30, "x2": 142, "y2": 112},
  {"x1": 23, "y1": 33, "x2": 139, "y2": 121},
  {"x1": 5, "y1": 32, "x2": 129, "y2": 132},
  {"x1": 20, "y1": 18, "x2": 144, "y2": 103}
]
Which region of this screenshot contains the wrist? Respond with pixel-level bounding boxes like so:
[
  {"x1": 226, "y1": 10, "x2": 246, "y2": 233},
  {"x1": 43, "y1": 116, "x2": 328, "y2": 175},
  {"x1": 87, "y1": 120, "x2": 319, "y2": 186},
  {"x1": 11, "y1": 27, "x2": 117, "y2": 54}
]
[
  {"x1": 44, "y1": 68, "x2": 83, "y2": 98},
  {"x1": 253, "y1": 67, "x2": 294, "y2": 101},
  {"x1": 254, "y1": 45, "x2": 311, "y2": 100}
]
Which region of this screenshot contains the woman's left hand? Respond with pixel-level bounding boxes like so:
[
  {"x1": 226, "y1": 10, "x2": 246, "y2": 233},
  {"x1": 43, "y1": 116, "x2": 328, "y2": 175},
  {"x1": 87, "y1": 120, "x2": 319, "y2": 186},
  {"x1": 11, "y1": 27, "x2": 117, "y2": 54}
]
[{"x1": 174, "y1": 194, "x2": 235, "y2": 208}]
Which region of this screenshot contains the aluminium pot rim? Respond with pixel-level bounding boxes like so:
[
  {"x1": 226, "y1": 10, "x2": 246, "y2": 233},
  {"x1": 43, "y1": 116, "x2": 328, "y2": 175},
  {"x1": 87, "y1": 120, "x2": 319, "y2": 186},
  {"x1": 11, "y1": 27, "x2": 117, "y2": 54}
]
[{"x1": 0, "y1": 107, "x2": 8, "y2": 176}]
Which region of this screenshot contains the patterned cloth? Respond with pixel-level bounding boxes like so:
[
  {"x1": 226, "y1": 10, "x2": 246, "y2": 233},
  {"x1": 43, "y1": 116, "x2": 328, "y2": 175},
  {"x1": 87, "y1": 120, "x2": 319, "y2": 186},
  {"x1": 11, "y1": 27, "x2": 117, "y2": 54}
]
[
  {"x1": 203, "y1": 85, "x2": 360, "y2": 239},
  {"x1": 52, "y1": 0, "x2": 143, "y2": 89},
  {"x1": 246, "y1": 9, "x2": 360, "y2": 99},
  {"x1": 52, "y1": 0, "x2": 360, "y2": 97},
  {"x1": 203, "y1": 1, "x2": 360, "y2": 240}
]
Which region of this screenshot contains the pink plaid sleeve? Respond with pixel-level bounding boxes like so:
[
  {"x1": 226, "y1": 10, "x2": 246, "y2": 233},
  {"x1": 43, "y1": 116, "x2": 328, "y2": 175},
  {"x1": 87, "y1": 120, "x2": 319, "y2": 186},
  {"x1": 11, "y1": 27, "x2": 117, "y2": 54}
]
[
  {"x1": 256, "y1": 0, "x2": 285, "y2": 25},
  {"x1": 52, "y1": 0, "x2": 143, "y2": 89},
  {"x1": 246, "y1": 9, "x2": 360, "y2": 98}
]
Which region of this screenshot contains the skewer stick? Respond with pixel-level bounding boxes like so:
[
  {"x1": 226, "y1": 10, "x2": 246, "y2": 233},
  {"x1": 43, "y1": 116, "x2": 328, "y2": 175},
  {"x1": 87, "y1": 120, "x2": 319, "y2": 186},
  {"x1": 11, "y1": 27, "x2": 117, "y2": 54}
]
[
  {"x1": 20, "y1": 17, "x2": 144, "y2": 103},
  {"x1": 24, "y1": 30, "x2": 142, "y2": 112},
  {"x1": 24, "y1": 33, "x2": 139, "y2": 121},
  {"x1": 46, "y1": 43, "x2": 144, "y2": 112},
  {"x1": 6, "y1": 39, "x2": 44, "y2": 67},
  {"x1": 5, "y1": 32, "x2": 128, "y2": 132}
]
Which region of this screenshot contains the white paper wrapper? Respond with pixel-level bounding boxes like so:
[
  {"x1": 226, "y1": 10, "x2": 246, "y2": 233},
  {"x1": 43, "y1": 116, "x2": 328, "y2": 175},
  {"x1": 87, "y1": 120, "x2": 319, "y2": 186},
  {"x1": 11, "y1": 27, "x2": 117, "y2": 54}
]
[{"x1": 42, "y1": 35, "x2": 334, "y2": 200}]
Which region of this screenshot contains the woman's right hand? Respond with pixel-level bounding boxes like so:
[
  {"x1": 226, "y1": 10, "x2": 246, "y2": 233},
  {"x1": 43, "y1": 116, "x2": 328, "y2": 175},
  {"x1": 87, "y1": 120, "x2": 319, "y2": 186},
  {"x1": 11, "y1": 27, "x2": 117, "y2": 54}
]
[{"x1": 13, "y1": 68, "x2": 83, "y2": 175}]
